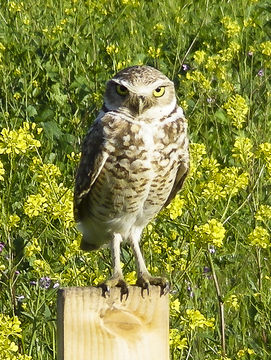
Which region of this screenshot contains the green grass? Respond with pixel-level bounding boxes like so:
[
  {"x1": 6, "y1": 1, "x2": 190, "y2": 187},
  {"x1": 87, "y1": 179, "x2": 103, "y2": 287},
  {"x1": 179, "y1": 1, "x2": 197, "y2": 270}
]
[{"x1": 0, "y1": 0, "x2": 271, "y2": 359}]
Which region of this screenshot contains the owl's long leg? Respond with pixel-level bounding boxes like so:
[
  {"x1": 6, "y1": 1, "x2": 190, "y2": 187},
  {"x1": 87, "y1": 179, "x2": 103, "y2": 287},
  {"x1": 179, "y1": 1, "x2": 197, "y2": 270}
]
[
  {"x1": 99, "y1": 233, "x2": 128, "y2": 298},
  {"x1": 129, "y1": 228, "x2": 170, "y2": 296}
]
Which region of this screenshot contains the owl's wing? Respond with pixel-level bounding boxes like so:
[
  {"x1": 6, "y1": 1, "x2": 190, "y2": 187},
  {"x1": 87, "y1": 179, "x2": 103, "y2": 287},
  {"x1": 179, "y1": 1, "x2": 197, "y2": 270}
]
[
  {"x1": 163, "y1": 160, "x2": 189, "y2": 208},
  {"x1": 73, "y1": 119, "x2": 107, "y2": 222}
]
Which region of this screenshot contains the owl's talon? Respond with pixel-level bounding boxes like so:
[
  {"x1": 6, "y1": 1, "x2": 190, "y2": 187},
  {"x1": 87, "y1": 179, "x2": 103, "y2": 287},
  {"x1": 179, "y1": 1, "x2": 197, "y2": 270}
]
[
  {"x1": 98, "y1": 283, "x2": 111, "y2": 297},
  {"x1": 136, "y1": 275, "x2": 170, "y2": 297},
  {"x1": 98, "y1": 278, "x2": 129, "y2": 300}
]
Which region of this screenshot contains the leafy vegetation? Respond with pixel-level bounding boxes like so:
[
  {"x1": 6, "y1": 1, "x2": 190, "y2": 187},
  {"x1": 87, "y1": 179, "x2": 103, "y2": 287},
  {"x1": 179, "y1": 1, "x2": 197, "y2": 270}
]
[{"x1": 0, "y1": 0, "x2": 271, "y2": 359}]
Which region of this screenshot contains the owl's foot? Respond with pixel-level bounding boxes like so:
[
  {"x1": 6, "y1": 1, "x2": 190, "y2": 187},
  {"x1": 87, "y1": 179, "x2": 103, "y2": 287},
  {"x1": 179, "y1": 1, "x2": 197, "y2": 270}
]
[
  {"x1": 136, "y1": 274, "x2": 170, "y2": 296},
  {"x1": 98, "y1": 276, "x2": 129, "y2": 300}
]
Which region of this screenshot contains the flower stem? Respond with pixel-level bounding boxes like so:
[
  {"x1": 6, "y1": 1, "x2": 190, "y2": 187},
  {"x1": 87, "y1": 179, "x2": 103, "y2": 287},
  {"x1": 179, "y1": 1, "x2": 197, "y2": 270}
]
[{"x1": 206, "y1": 250, "x2": 226, "y2": 357}]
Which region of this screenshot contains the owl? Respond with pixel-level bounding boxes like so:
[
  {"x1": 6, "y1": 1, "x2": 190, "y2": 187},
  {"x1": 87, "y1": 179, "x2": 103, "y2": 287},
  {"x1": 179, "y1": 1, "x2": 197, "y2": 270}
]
[{"x1": 74, "y1": 65, "x2": 189, "y2": 296}]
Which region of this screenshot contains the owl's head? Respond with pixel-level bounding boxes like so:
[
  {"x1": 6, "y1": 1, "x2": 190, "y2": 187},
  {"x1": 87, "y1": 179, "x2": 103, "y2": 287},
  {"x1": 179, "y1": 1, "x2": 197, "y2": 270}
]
[{"x1": 104, "y1": 66, "x2": 177, "y2": 120}]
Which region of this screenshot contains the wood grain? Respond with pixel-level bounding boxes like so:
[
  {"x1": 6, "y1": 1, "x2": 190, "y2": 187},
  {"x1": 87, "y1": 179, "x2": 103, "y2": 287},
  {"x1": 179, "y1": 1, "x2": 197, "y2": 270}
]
[{"x1": 57, "y1": 286, "x2": 169, "y2": 360}]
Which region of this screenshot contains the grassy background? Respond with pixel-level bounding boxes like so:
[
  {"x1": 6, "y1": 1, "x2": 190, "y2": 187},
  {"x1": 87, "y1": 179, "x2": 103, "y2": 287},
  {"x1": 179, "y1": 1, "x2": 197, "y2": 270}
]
[{"x1": 0, "y1": 0, "x2": 271, "y2": 359}]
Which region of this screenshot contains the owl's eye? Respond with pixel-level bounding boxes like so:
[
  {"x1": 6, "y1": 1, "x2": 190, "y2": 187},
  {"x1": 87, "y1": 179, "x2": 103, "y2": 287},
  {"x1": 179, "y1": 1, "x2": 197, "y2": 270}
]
[
  {"x1": 116, "y1": 84, "x2": 129, "y2": 96},
  {"x1": 153, "y1": 86, "x2": 165, "y2": 97}
]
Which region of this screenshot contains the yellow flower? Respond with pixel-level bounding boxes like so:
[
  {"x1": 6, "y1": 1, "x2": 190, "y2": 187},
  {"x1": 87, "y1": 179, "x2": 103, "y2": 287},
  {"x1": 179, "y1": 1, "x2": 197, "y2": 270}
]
[
  {"x1": 257, "y1": 142, "x2": 271, "y2": 175},
  {"x1": 24, "y1": 194, "x2": 48, "y2": 217},
  {"x1": 169, "y1": 329, "x2": 188, "y2": 350},
  {"x1": 13, "y1": 92, "x2": 21, "y2": 100},
  {"x1": 186, "y1": 70, "x2": 211, "y2": 90},
  {"x1": 33, "y1": 259, "x2": 51, "y2": 276},
  {"x1": 106, "y1": 44, "x2": 119, "y2": 55},
  {"x1": 237, "y1": 347, "x2": 255, "y2": 357},
  {"x1": 147, "y1": 46, "x2": 161, "y2": 58},
  {"x1": 255, "y1": 205, "x2": 271, "y2": 221},
  {"x1": 166, "y1": 195, "x2": 185, "y2": 220},
  {"x1": 8, "y1": 214, "x2": 20, "y2": 229},
  {"x1": 221, "y1": 16, "x2": 240, "y2": 37},
  {"x1": 232, "y1": 137, "x2": 254, "y2": 164},
  {"x1": 215, "y1": 167, "x2": 249, "y2": 196},
  {"x1": 260, "y1": 41, "x2": 271, "y2": 56},
  {"x1": 0, "y1": 160, "x2": 4, "y2": 180},
  {"x1": 0, "y1": 123, "x2": 41, "y2": 155},
  {"x1": 185, "y1": 309, "x2": 215, "y2": 330},
  {"x1": 8, "y1": 1, "x2": 24, "y2": 12},
  {"x1": 223, "y1": 94, "x2": 249, "y2": 129},
  {"x1": 248, "y1": 226, "x2": 270, "y2": 248},
  {"x1": 244, "y1": 17, "x2": 256, "y2": 27},
  {"x1": 170, "y1": 298, "x2": 181, "y2": 315},
  {"x1": 153, "y1": 23, "x2": 165, "y2": 35},
  {"x1": 180, "y1": 100, "x2": 188, "y2": 111},
  {"x1": 226, "y1": 294, "x2": 239, "y2": 310},
  {"x1": 193, "y1": 50, "x2": 206, "y2": 64},
  {"x1": 201, "y1": 181, "x2": 226, "y2": 200},
  {"x1": 194, "y1": 219, "x2": 226, "y2": 248},
  {"x1": 24, "y1": 238, "x2": 41, "y2": 257}
]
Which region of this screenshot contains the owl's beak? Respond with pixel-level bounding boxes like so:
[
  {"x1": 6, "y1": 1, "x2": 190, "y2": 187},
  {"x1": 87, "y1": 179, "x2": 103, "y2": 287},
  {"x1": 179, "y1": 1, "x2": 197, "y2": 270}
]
[{"x1": 128, "y1": 94, "x2": 148, "y2": 116}]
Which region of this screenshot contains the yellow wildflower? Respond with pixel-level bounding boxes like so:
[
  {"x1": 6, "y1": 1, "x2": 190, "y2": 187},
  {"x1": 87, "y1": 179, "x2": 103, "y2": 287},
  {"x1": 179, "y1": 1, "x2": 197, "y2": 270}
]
[
  {"x1": 24, "y1": 238, "x2": 41, "y2": 257},
  {"x1": 226, "y1": 294, "x2": 239, "y2": 310},
  {"x1": 170, "y1": 298, "x2": 181, "y2": 315},
  {"x1": 147, "y1": 46, "x2": 161, "y2": 58},
  {"x1": 186, "y1": 70, "x2": 211, "y2": 90},
  {"x1": 185, "y1": 309, "x2": 215, "y2": 330},
  {"x1": 232, "y1": 137, "x2": 254, "y2": 164},
  {"x1": 260, "y1": 41, "x2": 271, "y2": 56},
  {"x1": 166, "y1": 195, "x2": 185, "y2": 220},
  {"x1": 0, "y1": 123, "x2": 41, "y2": 155},
  {"x1": 248, "y1": 226, "x2": 270, "y2": 248},
  {"x1": 258, "y1": 142, "x2": 271, "y2": 175},
  {"x1": 32, "y1": 259, "x2": 51, "y2": 276},
  {"x1": 8, "y1": 214, "x2": 20, "y2": 229},
  {"x1": 0, "y1": 160, "x2": 4, "y2": 180},
  {"x1": 193, "y1": 50, "x2": 206, "y2": 64},
  {"x1": 24, "y1": 194, "x2": 48, "y2": 217},
  {"x1": 237, "y1": 347, "x2": 255, "y2": 357},
  {"x1": 223, "y1": 94, "x2": 249, "y2": 129},
  {"x1": 169, "y1": 329, "x2": 188, "y2": 350},
  {"x1": 153, "y1": 23, "x2": 165, "y2": 35},
  {"x1": 255, "y1": 205, "x2": 271, "y2": 221},
  {"x1": 106, "y1": 44, "x2": 119, "y2": 55},
  {"x1": 194, "y1": 219, "x2": 226, "y2": 248},
  {"x1": 221, "y1": 16, "x2": 240, "y2": 37}
]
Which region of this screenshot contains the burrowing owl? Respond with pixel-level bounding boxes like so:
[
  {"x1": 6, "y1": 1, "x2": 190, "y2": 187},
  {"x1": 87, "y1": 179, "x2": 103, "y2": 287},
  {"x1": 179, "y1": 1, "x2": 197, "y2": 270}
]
[{"x1": 74, "y1": 65, "x2": 189, "y2": 296}]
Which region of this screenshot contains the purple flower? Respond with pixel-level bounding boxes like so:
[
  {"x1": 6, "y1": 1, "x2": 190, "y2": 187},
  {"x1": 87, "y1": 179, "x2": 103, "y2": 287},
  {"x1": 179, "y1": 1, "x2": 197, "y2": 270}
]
[
  {"x1": 257, "y1": 69, "x2": 264, "y2": 77},
  {"x1": 182, "y1": 64, "x2": 190, "y2": 72},
  {"x1": 39, "y1": 277, "x2": 51, "y2": 289},
  {"x1": 30, "y1": 280, "x2": 37, "y2": 286},
  {"x1": 203, "y1": 266, "x2": 211, "y2": 273},
  {"x1": 209, "y1": 246, "x2": 216, "y2": 254}
]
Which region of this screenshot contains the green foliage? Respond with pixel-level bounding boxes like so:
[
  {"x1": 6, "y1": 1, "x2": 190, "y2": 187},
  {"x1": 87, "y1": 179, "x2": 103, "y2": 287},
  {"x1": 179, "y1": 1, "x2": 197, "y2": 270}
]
[{"x1": 0, "y1": 0, "x2": 271, "y2": 359}]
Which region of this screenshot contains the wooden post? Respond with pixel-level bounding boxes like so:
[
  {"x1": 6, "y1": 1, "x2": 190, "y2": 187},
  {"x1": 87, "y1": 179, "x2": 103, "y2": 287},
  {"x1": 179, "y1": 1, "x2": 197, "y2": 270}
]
[{"x1": 57, "y1": 286, "x2": 169, "y2": 360}]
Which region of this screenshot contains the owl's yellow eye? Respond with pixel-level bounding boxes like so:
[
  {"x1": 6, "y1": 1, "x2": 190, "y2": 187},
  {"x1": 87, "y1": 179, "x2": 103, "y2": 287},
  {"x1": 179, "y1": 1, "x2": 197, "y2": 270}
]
[
  {"x1": 116, "y1": 84, "x2": 128, "y2": 96},
  {"x1": 153, "y1": 86, "x2": 165, "y2": 97}
]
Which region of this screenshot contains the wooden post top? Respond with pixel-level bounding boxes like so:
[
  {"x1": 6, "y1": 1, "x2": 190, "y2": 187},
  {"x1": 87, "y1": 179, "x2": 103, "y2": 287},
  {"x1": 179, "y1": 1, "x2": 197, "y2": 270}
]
[{"x1": 57, "y1": 286, "x2": 169, "y2": 360}]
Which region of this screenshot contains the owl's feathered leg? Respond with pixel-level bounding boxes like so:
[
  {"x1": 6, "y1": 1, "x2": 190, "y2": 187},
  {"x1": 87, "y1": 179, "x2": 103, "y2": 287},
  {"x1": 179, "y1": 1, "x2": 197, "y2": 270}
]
[
  {"x1": 129, "y1": 228, "x2": 170, "y2": 296},
  {"x1": 98, "y1": 233, "x2": 128, "y2": 299}
]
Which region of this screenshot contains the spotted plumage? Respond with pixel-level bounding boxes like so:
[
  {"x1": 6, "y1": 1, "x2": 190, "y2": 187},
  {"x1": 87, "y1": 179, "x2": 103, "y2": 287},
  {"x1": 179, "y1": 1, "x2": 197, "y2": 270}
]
[{"x1": 74, "y1": 65, "x2": 189, "y2": 295}]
